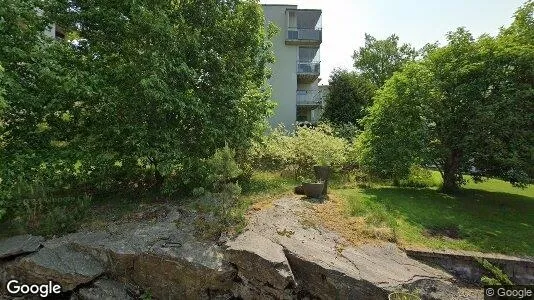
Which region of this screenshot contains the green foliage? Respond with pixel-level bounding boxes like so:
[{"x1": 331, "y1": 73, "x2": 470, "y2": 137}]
[
  {"x1": 331, "y1": 123, "x2": 362, "y2": 143},
  {"x1": 358, "y1": 63, "x2": 438, "y2": 182},
  {"x1": 501, "y1": 0, "x2": 533, "y2": 45},
  {"x1": 191, "y1": 145, "x2": 244, "y2": 238},
  {"x1": 1, "y1": 0, "x2": 274, "y2": 203},
  {"x1": 240, "y1": 170, "x2": 297, "y2": 196},
  {"x1": 353, "y1": 33, "x2": 417, "y2": 87},
  {"x1": 1, "y1": 179, "x2": 90, "y2": 236},
  {"x1": 206, "y1": 145, "x2": 242, "y2": 191},
  {"x1": 398, "y1": 166, "x2": 441, "y2": 188},
  {"x1": 0, "y1": 63, "x2": 5, "y2": 111},
  {"x1": 322, "y1": 69, "x2": 376, "y2": 128},
  {"x1": 10, "y1": 193, "x2": 91, "y2": 237},
  {"x1": 254, "y1": 124, "x2": 350, "y2": 177},
  {"x1": 360, "y1": 21, "x2": 534, "y2": 192},
  {"x1": 476, "y1": 258, "x2": 514, "y2": 285},
  {"x1": 140, "y1": 290, "x2": 153, "y2": 300}
]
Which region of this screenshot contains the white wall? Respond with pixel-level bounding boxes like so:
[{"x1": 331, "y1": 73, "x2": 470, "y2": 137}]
[{"x1": 263, "y1": 5, "x2": 298, "y2": 129}]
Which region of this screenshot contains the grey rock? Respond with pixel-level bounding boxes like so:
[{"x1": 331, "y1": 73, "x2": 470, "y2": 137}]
[
  {"x1": 74, "y1": 279, "x2": 134, "y2": 300},
  {"x1": 246, "y1": 197, "x2": 475, "y2": 300},
  {"x1": 283, "y1": 247, "x2": 388, "y2": 300},
  {"x1": 40, "y1": 208, "x2": 236, "y2": 299},
  {"x1": 7, "y1": 244, "x2": 104, "y2": 291},
  {"x1": 341, "y1": 243, "x2": 452, "y2": 288},
  {"x1": 0, "y1": 200, "x2": 488, "y2": 300},
  {"x1": 226, "y1": 231, "x2": 296, "y2": 299},
  {"x1": 0, "y1": 235, "x2": 44, "y2": 259}
]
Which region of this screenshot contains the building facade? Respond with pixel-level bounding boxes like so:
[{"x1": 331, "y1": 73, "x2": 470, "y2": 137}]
[{"x1": 262, "y1": 5, "x2": 323, "y2": 129}]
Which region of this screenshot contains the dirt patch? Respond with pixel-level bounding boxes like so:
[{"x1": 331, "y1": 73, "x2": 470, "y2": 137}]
[
  {"x1": 247, "y1": 192, "x2": 294, "y2": 212},
  {"x1": 423, "y1": 226, "x2": 463, "y2": 240}
]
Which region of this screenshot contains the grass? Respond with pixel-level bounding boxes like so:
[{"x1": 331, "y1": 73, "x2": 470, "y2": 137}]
[
  {"x1": 240, "y1": 170, "x2": 299, "y2": 209},
  {"x1": 336, "y1": 174, "x2": 534, "y2": 256},
  {"x1": 3, "y1": 168, "x2": 531, "y2": 257},
  {"x1": 234, "y1": 170, "x2": 534, "y2": 256}
]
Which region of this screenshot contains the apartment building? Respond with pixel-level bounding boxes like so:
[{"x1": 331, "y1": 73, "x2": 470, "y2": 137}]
[{"x1": 262, "y1": 5, "x2": 323, "y2": 129}]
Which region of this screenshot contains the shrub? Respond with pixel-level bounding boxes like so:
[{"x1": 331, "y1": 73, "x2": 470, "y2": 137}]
[
  {"x1": 252, "y1": 124, "x2": 351, "y2": 178},
  {"x1": 0, "y1": 200, "x2": 6, "y2": 222},
  {"x1": 0, "y1": 0, "x2": 274, "y2": 199},
  {"x1": 398, "y1": 166, "x2": 441, "y2": 188},
  {"x1": 12, "y1": 195, "x2": 91, "y2": 237},
  {"x1": 206, "y1": 144, "x2": 243, "y2": 191},
  {"x1": 1, "y1": 177, "x2": 92, "y2": 236}
]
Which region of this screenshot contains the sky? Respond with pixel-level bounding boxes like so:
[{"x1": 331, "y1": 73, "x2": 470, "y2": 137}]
[{"x1": 260, "y1": 0, "x2": 526, "y2": 84}]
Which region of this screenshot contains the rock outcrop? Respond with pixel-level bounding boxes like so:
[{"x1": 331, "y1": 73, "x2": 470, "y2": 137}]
[
  {"x1": 42, "y1": 210, "x2": 236, "y2": 299},
  {"x1": 73, "y1": 278, "x2": 135, "y2": 300},
  {"x1": 6, "y1": 244, "x2": 104, "y2": 291},
  {"x1": 241, "y1": 197, "x2": 480, "y2": 300},
  {"x1": 0, "y1": 234, "x2": 43, "y2": 259},
  {"x1": 226, "y1": 231, "x2": 295, "y2": 299},
  {"x1": 0, "y1": 198, "x2": 496, "y2": 299}
]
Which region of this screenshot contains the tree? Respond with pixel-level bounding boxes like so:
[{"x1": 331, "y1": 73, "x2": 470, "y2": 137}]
[
  {"x1": 360, "y1": 24, "x2": 534, "y2": 193},
  {"x1": 0, "y1": 0, "x2": 275, "y2": 193},
  {"x1": 321, "y1": 69, "x2": 375, "y2": 128},
  {"x1": 501, "y1": 0, "x2": 533, "y2": 44},
  {"x1": 353, "y1": 34, "x2": 417, "y2": 87},
  {"x1": 0, "y1": 64, "x2": 5, "y2": 112},
  {"x1": 358, "y1": 63, "x2": 439, "y2": 184},
  {"x1": 0, "y1": 0, "x2": 82, "y2": 191}
]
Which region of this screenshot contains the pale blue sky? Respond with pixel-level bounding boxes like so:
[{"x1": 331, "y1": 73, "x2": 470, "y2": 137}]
[{"x1": 260, "y1": 0, "x2": 526, "y2": 84}]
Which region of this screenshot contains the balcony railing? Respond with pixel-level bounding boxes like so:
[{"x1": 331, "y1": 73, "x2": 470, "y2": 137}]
[
  {"x1": 296, "y1": 90, "x2": 322, "y2": 107},
  {"x1": 286, "y1": 27, "x2": 322, "y2": 44},
  {"x1": 297, "y1": 61, "x2": 320, "y2": 75}
]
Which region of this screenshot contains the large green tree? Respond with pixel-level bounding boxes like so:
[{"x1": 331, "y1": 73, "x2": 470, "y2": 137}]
[
  {"x1": 1, "y1": 0, "x2": 274, "y2": 193},
  {"x1": 0, "y1": 0, "x2": 82, "y2": 190},
  {"x1": 353, "y1": 33, "x2": 417, "y2": 87},
  {"x1": 360, "y1": 10, "x2": 534, "y2": 193},
  {"x1": 321, "y1": 69, "x2": 375, "y2": 127}
]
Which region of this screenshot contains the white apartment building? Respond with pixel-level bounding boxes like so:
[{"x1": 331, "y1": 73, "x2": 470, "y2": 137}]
[{"x1": 263, "y1": 5, "x2": 324, "y2": 129}]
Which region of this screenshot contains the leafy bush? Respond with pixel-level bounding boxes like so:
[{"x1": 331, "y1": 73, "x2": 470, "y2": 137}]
[
  {"x1": 252, "y1": 124, "x2": 351, "y2": 177},
  {"x1": 0, "y1": 199, "x2": 6, "y2": 222},
  {"x1": 321, "y1": 69, "x2": 376, "y2": 127},
  {"x1": 398, "y1": 166, "x2": 441, "y2": 188}
]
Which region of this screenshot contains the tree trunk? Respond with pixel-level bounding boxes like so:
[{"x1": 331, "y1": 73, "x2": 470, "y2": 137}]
[
  {"x1": 441, "y1": 150, "x2": 462, "y2": 194},
  {"x1": 154, "y1": 169, "x2": 164, "y2": 190}
]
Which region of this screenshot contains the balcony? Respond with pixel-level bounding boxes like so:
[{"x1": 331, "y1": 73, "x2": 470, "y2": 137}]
[
  {"x1": 297, "y1": 61, "x2": 320, "y2": 83},
  {"x1": 296, "y1": 90, "x2": 322, "y2": 107},
  {"x1": 285, "y1": 9, "x2": 322, "y2": 45},
  {"x1": 286, "y1": 27, "x2": 322, "y2": 45}
]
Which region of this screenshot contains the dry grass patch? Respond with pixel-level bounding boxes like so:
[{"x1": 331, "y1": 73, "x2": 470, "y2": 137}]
[{"x1": 309, "y1": 192, "x2": 395, "y2": 246}]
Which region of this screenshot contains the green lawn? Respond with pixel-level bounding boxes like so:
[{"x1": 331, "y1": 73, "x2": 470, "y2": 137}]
[{"x1": 336, "y1": 177, "x2": 534, "y2": 256}]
